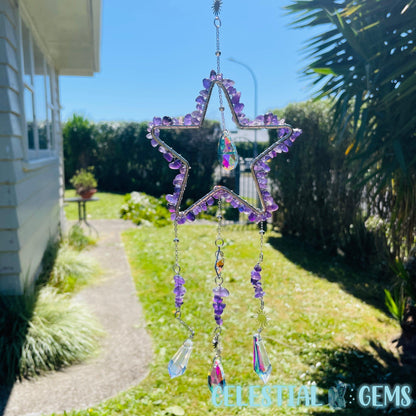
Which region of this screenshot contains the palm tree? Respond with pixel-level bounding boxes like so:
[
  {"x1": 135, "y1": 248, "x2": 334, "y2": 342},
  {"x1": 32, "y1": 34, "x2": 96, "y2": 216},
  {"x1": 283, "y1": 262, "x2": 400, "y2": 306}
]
[
  {"x1": 286, "y1": 0, "x2": 416, "y2": 361},
  {"x1": 286, "y1": 0, "x2": 416, "y2": 259}
]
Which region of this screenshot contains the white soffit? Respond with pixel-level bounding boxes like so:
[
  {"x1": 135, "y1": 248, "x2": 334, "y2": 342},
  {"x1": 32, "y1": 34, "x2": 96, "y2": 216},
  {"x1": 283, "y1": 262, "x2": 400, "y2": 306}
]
[{"x1": 21, "y1": 0, "x2": 101, "y2": 75}]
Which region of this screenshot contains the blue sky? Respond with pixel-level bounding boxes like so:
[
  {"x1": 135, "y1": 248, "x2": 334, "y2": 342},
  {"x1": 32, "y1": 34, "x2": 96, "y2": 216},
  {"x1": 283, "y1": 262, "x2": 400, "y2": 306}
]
[{"x1": 60, "y1": 0, "x2": 322, "y2": 124}]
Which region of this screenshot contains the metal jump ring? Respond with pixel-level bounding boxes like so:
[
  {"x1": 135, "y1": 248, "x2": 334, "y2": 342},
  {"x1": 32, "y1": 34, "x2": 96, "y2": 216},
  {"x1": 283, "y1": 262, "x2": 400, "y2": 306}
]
[
  {"x1": 214, "y1": 17, "x2": 221, "y2": 28},
  {"x1": 173, "y1": 264, "x2": 181, "y2": 274},
  {"x1": 215, "y1": 238, "x2": 224, "y2": 247}
]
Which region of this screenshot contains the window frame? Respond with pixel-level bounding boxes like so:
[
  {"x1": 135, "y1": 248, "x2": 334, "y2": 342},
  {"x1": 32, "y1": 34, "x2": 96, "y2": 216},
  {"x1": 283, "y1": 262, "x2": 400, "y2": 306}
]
[{"x1": 17, "y1": 7, "x2": 59, "y2": 162}]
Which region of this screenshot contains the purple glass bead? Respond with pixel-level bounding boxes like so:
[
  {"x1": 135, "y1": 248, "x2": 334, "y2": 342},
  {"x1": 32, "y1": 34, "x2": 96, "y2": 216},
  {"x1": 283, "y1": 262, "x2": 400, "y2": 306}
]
[
  {"x1": 215, "y1": 316, "x2": 223, "y2": 325},
  {"x1": 168, "y1": 204, "x2": 176, "y2": 213},
  {"x1": 174, "y1": 275, "x2": 185, "y2": 285},
  {"x1": 203, "y1": 78, "x2": 211, "y2": 89},
  {"x1": 173, "y1": 174, "x2": 185, "y2": 186},
  {"x1": 177, "y1": 216, "x2": 186, "y2": 225},
  {"x1": 207, "y1": 197, "x2": 215, "y2": 206},
  {"x1": 175, "y1": 299, "x2": 184, "y2": 308},
  {"x1": 254, "y1": 264, "x2": 262, "y2": 272},
  {"x1": 184, "y1": 114, "x2": 192, "y2": 125},
  {"x1": 210, "y1": 70, "x2": 216, "y2": 79},
  {"x1": 162, "y1": 116, "x2": 172, "y2": 126},
  {"x1": 166, "y1": 194, "x2": 178, "y2": 204},
  {"x1": 267, "y1": 203, "x2": 279, "y2": 212},
  {"x1": 186, "y1": 212, "x2": 196, "y2": 222},
  {"x1": 163, "y1": 153, "x2": 174, "y2": 162},
  {"x1": 265, "y1": 211, "x2": 272, "y2": 219},
  {"x1": 146, "y1": 133, "x2": 152, "y2": 139},
  {"x1": 170, "y1": 213, "x2": 176, "y2": 220},
  {"x1": 201, "y1": 202, "x2": 207, "y2": 211},
  {"x1": 169, "y1": 159, "x2": 182, "y2": 170},
  {"x1": 153, "y1": 117, "x2": 162, "y2": 126},
  {"x1": 234, "y1": 103, "x2": 244, "y2": 114},
  {"x1": 232, "y1": 92, "x2": 241, "y2": 104},
  {"x1": 231, "y1": 199, "x2": 239, "y2": 208},
  {"x1": 251, "y1": 271, "x2": 261, "y2": 280},
  {"x1": 213, "y1": 286, "x2": 230, "y2": 298},
  {"x1": 213, "y1": 295, "x2": 223, "y2": 303},
  {"x1": 213, "y1": 303, "x2": 226, "y2": 315},
  {"x1": 248, "y1": 212, "x2": 257, "y2": 222},
  {"x1": 264, "y1": 113, "x2": 272, "y2": 125},
  {"x1": 238, "y1": 206, "x2": 245, "y2": 213},
  {"x1": 200, "y1": 89, "x2": 208, "y2": 97},
  {"x1": 173, "y1": 285, "x2": 186, "y2": 296},
  {"x1": 255, "y1": 290, "x2": 265, "y2": 299},
  {"x1": 151, "y1": 139, "x2": 158, "y2": 147}
]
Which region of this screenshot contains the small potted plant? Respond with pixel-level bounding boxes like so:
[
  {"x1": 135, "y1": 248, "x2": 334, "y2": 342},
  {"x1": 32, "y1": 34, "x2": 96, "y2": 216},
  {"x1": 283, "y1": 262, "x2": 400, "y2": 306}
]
[{"x1": 70, "y1": 166, "x2": 98, "y2": 199}]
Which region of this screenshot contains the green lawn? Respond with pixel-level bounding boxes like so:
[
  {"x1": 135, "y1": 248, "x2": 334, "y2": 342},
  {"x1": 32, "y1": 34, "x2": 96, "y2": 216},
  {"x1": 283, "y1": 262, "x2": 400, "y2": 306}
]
[
  {"x1": 64, "y1": 190, "x2": 125, "y2": 220},
  {"x1": 55, "y1": 224, "x2": 415, "y2": 416}
]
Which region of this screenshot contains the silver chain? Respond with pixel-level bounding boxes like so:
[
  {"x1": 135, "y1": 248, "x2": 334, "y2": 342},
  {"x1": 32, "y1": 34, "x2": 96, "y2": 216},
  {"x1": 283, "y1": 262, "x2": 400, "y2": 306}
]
[
  {"x1": 214, "y1": 13, "x2": 226, "y2": 131},
  {"x1": 173, "y1": 220, "x2": 180, "y2": 274},
  {"x1": 259, "y1": 221, "x2": 264, "y2": 264}
]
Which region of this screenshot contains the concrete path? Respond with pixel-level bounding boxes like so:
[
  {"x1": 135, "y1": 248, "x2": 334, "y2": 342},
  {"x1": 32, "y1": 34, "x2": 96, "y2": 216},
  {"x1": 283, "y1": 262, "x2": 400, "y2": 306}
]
[{"x1": 0, "y1": 220, "x2": 152, "y2": 416}]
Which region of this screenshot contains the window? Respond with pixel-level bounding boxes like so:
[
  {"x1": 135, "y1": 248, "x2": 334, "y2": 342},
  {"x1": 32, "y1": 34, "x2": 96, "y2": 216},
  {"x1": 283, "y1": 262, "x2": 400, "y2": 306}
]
[{"x1": 19, "y1": 18, "x2": 58, "y2": 159}]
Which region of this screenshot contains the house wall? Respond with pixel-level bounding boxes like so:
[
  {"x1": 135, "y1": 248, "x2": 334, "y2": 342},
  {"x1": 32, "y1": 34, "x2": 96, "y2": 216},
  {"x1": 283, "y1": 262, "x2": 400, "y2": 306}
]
[{"x1": 0, "y1": 0, "x2": 61, "y2": 294}]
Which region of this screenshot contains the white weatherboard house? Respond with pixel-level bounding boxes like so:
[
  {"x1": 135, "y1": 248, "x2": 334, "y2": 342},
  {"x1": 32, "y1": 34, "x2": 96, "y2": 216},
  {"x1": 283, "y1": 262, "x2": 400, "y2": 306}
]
[{"x1": 0, "y1": 0, "x2": 101, "y2": 294}]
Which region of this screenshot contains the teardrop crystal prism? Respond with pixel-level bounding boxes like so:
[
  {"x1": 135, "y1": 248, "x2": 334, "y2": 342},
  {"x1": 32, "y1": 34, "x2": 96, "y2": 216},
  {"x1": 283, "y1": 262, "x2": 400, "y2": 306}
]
[
  {"x1": 218, "y1": 132, "x2": 238, "y2": 171},
  {"x1": 168, "y1": 338, "x2": 193, "y2": 378},
  {"x1": 253, "y1": 333, "x2": 272, "y2": 383},
  {"x1": 208, "y1": 356, "x2": 226, "y2": 392}
]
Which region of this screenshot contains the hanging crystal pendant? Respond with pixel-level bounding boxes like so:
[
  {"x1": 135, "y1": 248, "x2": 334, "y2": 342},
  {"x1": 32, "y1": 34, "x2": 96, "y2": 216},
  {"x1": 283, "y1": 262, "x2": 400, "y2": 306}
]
[
  {"x1": 218, "y1": 131, "x2": 238, "y2": 171},
  {"x1": 168, "y1": 338, "x2": 193, "y2": 378},
  {"x1": 253, "y1": 333, "x2": 272, "y2": 383},
  {"x1": 208, "y1": 356, "x2": 226, "y2": 392}
]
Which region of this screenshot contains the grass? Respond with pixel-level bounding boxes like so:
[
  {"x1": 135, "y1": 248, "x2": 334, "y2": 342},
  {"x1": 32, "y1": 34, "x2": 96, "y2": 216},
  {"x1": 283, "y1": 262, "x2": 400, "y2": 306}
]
[
  {"x1": 64, "y1": 190, "x2": 125, "y2": 220},
  {"x1": 0, "y1": 286, "x2": 102, "y2": 383},
  {"x1": 54, "y1": 224, "x2": 416, "y2": 416},
  {"x1": 50, "y1": 245, "x2": 101, "y2": 293}
]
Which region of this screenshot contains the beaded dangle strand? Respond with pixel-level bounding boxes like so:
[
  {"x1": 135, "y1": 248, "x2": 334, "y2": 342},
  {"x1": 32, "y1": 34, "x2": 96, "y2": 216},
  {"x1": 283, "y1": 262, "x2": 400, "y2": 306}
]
[
  {"x1": 167, "y1": 220, "x2": 195, "y2": 378},
  {"x1": 251, "y1": 222, "x2": 272, "y2": 383},
  {"x1": 208, "y1": 199, "x2": 229, "y2": 392}
]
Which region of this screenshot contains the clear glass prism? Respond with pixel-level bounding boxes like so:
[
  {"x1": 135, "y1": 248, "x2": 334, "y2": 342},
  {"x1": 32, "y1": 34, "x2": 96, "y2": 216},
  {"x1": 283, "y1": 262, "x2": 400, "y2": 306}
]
[
  {"x1": 253, "y1": 333, "x2": 272, "y2": 383},
  {"x1": 218, "y1": 132, "x2": 238, "y2": 171},
  {"x1": 208, "y1": 356, "x2": 226, "y2": 392},
  {"x1": 168, "y1": 338, "x2": 193, "y2": 378}
]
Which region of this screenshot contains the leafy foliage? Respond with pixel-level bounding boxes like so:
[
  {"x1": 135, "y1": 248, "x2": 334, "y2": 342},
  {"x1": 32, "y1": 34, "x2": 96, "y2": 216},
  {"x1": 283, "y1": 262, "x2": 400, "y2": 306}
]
[
  {"x1": 69, "y1": 166, "x2": 98, "y2": 194},
  {"x1": 287, "y1": 0, "x2": 416, "y2": 258},
  {"x1": 63, "y1": 117, "x2": 220, "y2": 200},
  {"x1": 268, "y1": 101, "x2": 390, "y2": 267},
  {"x1": 120, "y1": 192, "x2": 171, "y2": 227}
]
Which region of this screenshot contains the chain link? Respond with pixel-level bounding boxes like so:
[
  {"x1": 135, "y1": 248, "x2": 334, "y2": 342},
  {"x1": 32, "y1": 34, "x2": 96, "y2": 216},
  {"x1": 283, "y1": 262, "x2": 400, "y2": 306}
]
[
  {"x1": 214, "y1": 14, "x2": 226, "y2": 131},
  {"x1": 258, "y1": 221, "x2": 264, "y2": 264},
  {"x1": 173, "y1": 220, "x2": 180, "y2": 273}
]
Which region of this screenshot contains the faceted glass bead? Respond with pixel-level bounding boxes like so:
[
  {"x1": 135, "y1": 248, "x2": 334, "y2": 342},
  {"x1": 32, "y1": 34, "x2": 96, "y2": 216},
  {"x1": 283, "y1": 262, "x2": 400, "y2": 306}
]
[
  {"x1": 218, "y1": 132, "x2": 238, "y2": 171},
  {"x1": 253, "y1": 334, "x2": 272, "y2": 384},
  {"x1": 168, "y1": 338, "x2": 193, "y2": 378},
  {"x1": 208, "y1": 357, "x2": 226, "y2": 392}
]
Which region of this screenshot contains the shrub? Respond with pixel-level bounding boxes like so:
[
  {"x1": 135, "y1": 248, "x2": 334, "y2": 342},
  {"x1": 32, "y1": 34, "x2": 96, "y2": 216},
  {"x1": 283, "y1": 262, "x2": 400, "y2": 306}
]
[
  {"x1": 63, "y1": 117, "x2": 220, "y2": 199},
  {"x1": 120, "y1": 192, "x2": 171, "y2": 227},
  {"x1": 269, "y1": 101, "x2": 390, "y2": 267},
  {"x1": 66, "y1": 224, "x2": 96, "y2": 250}
]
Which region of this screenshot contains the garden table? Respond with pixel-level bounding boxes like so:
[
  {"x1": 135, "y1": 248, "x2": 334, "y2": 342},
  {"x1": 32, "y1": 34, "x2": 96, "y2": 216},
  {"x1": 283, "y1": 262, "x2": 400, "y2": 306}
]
[{"x1": 64, "y1": 196, "x2": 99, "y2": 235}]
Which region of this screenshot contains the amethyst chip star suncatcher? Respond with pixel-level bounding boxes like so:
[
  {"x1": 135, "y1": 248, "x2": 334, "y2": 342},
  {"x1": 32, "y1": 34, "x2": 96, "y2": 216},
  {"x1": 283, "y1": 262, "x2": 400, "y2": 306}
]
[{"x1": 146, "y1": 70, "x2": 302, "y2": 223}]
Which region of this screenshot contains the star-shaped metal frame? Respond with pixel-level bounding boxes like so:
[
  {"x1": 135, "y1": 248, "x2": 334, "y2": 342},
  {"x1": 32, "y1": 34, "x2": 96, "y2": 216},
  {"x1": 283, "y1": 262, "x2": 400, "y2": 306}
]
[{"x1": 146, "y1": 70, "x2": 302, "y2": 224}]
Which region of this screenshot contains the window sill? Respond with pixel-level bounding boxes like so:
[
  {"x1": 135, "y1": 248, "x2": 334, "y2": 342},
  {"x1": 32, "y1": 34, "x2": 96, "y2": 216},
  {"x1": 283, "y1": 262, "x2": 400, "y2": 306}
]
[{"x1": 22, "y1": 156, "x2": 59, "y2": 172}]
